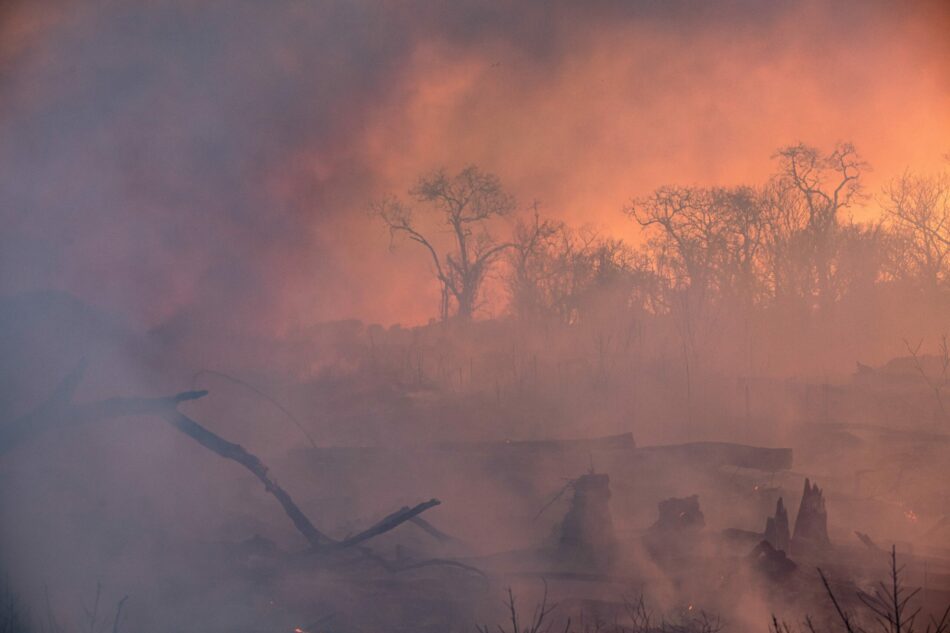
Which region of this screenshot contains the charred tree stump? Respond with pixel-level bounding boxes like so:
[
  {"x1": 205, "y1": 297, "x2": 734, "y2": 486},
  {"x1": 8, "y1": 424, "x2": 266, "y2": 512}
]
[
  {"x1": 651, "y1": 495, "x2": 705, "y2": 532},
  {"x1": 764, "y1": 497, "x2": 790, "y2": 552},
  {"x1": 557, "y1": 473, "x2": 617, "y2": 570},
  {"x1": 643, "y1": 494, "x2": 705, "y2": 566},
  {"x1": 792, "y1": 478, "x2": 830, "y2": 547}
]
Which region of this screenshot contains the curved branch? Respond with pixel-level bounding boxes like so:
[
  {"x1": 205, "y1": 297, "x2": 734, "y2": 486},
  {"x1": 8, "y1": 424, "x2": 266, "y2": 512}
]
[{"x1": 161, "y1": 409, "x2": 337, "y2": 548}]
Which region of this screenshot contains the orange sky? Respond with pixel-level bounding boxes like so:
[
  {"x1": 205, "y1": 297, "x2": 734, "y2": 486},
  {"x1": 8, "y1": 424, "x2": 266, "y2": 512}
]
[
  {"x1": 313, "y1": 1, "x2": 950, "y2": 326},
  {"x1": 1, "y1": 0, "x2": 948, "y2": 331}
]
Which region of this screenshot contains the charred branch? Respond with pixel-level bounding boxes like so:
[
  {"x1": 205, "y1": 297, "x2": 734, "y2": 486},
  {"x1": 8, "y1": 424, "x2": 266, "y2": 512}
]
[
  {"x1": 340, "y1": 499, "x2": 441, "y2": 548},
  {"x1": 408, "y1": 515, "x2": 458, "y2": 543},
  {"x1": 161, "y1": 408, "x2": 336, "y2": 549},
  {"x1": 3, "y1": 363, "x2": 453, "y2": 558}
]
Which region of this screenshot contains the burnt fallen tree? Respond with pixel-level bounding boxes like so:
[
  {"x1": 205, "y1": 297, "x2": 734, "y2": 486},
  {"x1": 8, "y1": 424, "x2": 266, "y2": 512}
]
[
  {"x1": 161, "y1": 405, "x2": 337, "y2": 549},
  {"x1": 636, "y1": 441, "x2": 793, "y2": 471},
  {"x1": 1, "y1": 361, "x2": 464, "y2": 572},
  {"x1": 436, "y1": 432, "x2": 637, "y2": 453},
  {"x1": 293, "y1": 434, "x2": 792, "y2": 475}
]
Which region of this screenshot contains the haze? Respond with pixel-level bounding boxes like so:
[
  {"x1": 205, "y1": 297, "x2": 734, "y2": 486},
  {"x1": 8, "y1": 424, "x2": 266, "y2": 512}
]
[{"x1": 0, "y1": 1, "x2": 948, "y2": 632}]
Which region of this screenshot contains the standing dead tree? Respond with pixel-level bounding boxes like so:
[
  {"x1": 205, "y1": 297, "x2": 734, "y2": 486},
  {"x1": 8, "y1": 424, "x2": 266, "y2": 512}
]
[
  {"x1": 882, "y1": 170, "x2": 950, "y2": 290},
  {"x1": 625, "y1": 186, "x2": 765, "y2": 432},
  {"x1": 771, "y1": 142, "x2": 867, "y2": 314},
  {"x1": 374, "y1": 165, "x2": 517, "y2": 321},
  {"x1": 508, "y1": 204, "x2": 563, "y2": 321}
]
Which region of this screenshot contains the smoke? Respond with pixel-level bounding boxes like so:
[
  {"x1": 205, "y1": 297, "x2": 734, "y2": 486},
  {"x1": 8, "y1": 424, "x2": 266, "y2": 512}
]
[
  {"x1": 0, "y1": 4, "x2": 948, "y2": 629},
  {"x1": 1, "y1": 0, "x2": 947, "y2": 330}
]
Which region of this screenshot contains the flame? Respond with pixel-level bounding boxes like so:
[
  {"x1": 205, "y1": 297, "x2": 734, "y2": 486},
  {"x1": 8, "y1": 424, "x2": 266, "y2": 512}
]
[{"x1": 904, "y1": 509, "x2": 919, "y2": 523}]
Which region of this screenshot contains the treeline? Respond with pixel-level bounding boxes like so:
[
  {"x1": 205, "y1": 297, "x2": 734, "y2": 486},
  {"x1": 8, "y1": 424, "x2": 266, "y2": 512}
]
[{"x1": 375, "y1": 143, "x2": 949, "y2": 378}]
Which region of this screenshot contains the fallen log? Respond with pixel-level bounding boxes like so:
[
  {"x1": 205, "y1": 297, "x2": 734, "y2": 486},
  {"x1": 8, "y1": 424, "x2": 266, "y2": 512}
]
[
  {"x1": 436, "y1": 432, "x2": 636, "y2": 453},
  {"x1": 636, "y1": 441, "x2": 793, "y2": 471},
  {"x1": 292, "y1": 435, "x2": 791, "y2": 474}
]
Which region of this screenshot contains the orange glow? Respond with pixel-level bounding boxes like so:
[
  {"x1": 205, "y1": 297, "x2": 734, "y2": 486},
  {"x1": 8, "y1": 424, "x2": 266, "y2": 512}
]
[
  {"x1": 340, "y1": 3, "x2": 950, "y2": 325},
  {"x1": 0, "y1": 1, "x2": 947, "y2": 329}
]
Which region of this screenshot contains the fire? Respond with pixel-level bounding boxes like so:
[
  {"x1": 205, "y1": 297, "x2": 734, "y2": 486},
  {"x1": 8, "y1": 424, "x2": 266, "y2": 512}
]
[{"x1": 904, "y1": 509, "x2": 919, "y2": 523}]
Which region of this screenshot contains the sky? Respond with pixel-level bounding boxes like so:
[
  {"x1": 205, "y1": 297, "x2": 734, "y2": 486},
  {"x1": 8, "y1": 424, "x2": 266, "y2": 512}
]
[{"x1": 1, "y1": 0, "x2": 947, "y2": 331}]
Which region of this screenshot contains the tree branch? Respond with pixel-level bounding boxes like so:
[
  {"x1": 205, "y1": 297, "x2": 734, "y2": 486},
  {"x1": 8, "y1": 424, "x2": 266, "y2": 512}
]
[{"x1": 340, "y1": 499, "x2": 441, "y2": 548}]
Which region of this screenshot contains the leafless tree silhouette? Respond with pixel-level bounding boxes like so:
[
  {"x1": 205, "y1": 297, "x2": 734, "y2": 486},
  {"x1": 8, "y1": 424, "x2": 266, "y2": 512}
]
[
  {"x1": 883, "y1": 170, "x2": 950, "y2": 291},
  {"x1": 375, "y1": 166, "x2": 517, "y2": 320},
  {"x1": 771, "y1": 142, "x2": 868, "y2": 313}
]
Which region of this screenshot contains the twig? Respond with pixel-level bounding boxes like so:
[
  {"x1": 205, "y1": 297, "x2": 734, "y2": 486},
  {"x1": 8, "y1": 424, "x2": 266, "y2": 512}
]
[
  {"x1": 190, "y1": 369, "x2": 318, "y2": 449},
  {"x1": 534, "y1": 479, "x2": 575, "y2": 521},
  {"x1": 80, "y1": 581, "x2": 100, "y2": 633},
  {"x1": 111, "y1": 595, "x2": 128, "y2": 633},
  {"x1": 857, "y1": 545, "x2": 922, "y2": 633},
  {"x1": 903, "y1": 337, "x2": 949, "y2": 424},
  {"x1": 818, "y1": 568, "x2": 857, "y2": 633},
  {"x1": 929, "y1": 604, "x2": 950, "y2": 633}
]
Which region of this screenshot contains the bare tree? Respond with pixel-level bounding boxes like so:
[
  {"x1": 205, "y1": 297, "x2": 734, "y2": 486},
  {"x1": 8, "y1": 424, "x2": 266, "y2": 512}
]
[
  {"x1": 375, "y1": 166, "x2": 516, "y2": 320},
  {"x1": 625, "y1": 186, "x2": 723, "y2": 296},
  {"x1": 715, "y1": 187, "x2": 770, "y2": 308},
  {"x1": 882, "y1": 170, "x2": 950, "y2": 290},
  {"x1": 508, "y1": 204, "x2": 564, "y2": 320},
  {"x1": 771, "y1": 142, "x2": 868, "y2": 312},
  {"x1": 625, "y1": 185, "x2": 769, "y2": 370},
  {"x1": 509, "y1": 216, "x2": 649, "y2": 326},
  {"x1": 624, "y1": 186, "x2": 771, "y2": 306}
]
